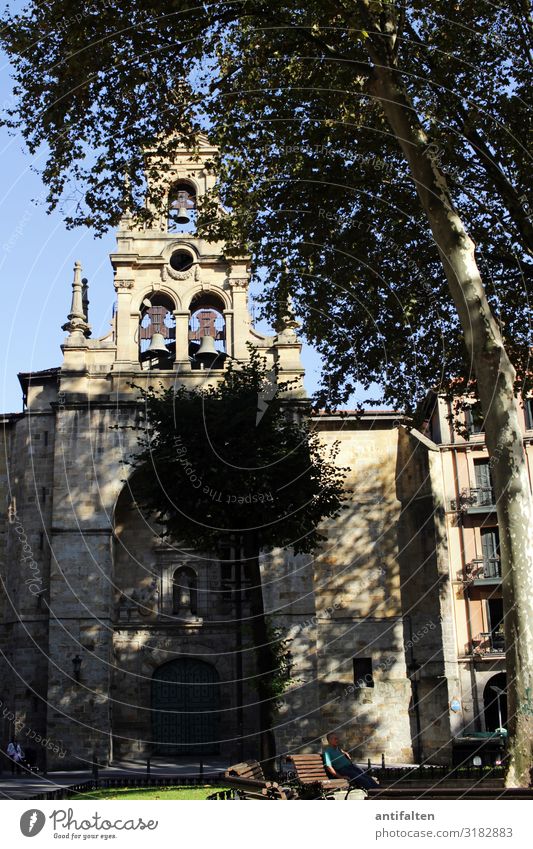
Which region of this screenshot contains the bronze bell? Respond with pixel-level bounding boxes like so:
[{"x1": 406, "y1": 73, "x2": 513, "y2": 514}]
[
  {"x1": 195, "y1": 335, "x2": 219, "y2": 358},
  {"x1": 175, "y1": 206, "x2": 190, "y2": 224},
  {"x1": 146, "y1": 332, "x2": 169, "y2": 355}
]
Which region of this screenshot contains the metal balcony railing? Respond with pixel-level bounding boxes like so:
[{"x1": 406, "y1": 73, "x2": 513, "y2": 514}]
[
  {"x1": 465, "y1": 558, "x2": 502, "y2": 581},
  {"x1": 472, "y1": 631, "x2": 505, "y2": 656},
  {"x1": 450, "y1": 487, "x2": 496, "y2": 512}
]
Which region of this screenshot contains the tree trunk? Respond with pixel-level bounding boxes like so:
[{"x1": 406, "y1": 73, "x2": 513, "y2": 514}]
[
  {"x1": 242, "y1": 532, "x2": 277, "y2": 774},
  {"x1": 367, "y1": 61, "x2": 533, "y2": 786}
]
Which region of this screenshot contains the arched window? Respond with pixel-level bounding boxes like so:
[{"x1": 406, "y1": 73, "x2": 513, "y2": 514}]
[
  {"x1": 139, "y1": 293, "x2": 176, "y2": 369},
  {"x1": 168, "y1": 182, "x2": 197, "y2": 233},
  {"x1": 172, "y1": 566, "x2": 198, "y2": 616},
  {"x1": 189, "y1": 292, "x2": 226, "y2": 370}
]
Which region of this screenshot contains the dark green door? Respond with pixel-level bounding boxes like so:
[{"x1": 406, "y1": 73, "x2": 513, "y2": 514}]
[{"x1": 151, "y1": 659, "x2": 220, "y2": 755}]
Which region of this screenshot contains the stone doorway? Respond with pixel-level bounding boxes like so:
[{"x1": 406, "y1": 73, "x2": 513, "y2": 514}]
[
  {"x1": 151, "y1": 658, "x2": 220, "y2": 755},
  {"x1": 483, "y1": 672, "x2": 507, "y2": 732}
]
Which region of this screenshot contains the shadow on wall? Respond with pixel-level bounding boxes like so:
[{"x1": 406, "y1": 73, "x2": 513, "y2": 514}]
[
  {"x1": 395, "y1": 427, "x2": 452, "y2": 764},
  {"x1": 308, "y1": 428, "x2": 415, "y2": 764},
  {"x1": 110, "y1": 480, "x2": 262, "y2": 763}
]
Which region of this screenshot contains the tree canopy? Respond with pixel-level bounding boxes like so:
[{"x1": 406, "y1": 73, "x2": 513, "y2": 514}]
[
  {"x1": 125, "y1": 349, "x2": 347, "y2": 553},
  {"x1": 1, "y1": 1, "x2": 531, "y2": 410}
]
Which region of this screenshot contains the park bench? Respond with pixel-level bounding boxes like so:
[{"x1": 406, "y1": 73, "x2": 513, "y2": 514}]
[
  {"x1": 286, "y1": 754, "x2": 355, "y2": 799},
  {"x1": 221, "y1": 760, "x2": 289, "y2": 800}
]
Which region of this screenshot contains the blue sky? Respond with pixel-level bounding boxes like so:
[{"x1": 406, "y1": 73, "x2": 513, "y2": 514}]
[
  {"x1": 0, "y1": 45, "x2": 116, "y2": 413},
  {"x1": 0, "y1": 49, "x2": 333, "y2": 414},
  {"x1": 1, "y1": 24, "x2": 375, "y2": 414}
]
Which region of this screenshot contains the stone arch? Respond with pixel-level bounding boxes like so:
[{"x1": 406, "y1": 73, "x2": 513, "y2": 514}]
[
  {"x1": 138, "y1": 290, "x2": 177, "y2": 368},
  {"x1": 167, "y1": 179, "x2": 198, "y2": 233},
  {"x1": 187, "y1": 284, "x2": 231, "y2": 312},
  {"x1": 137, "y1": 285, "x2": 180, "y2": 311},
  {"x1": 483, "y1": 672, "x2": 507, "y2": 732},
  {"x1": 167, "y1": 175, "x2": 201, "y2": 200}
]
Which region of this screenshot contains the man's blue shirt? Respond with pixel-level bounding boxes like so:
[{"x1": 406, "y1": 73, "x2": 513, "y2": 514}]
[{"x1": 323, "y1": 746, "x2": 352, "y2": 771}]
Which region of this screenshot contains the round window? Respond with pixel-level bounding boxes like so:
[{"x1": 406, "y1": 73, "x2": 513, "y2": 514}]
[{"x1": 169, "y1": 250, "x2": 194, "y2": 272}]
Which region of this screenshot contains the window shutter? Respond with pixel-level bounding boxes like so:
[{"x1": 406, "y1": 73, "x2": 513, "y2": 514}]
[{"x1": 474, "y1": 461, "x2": 492, "y2": 490}]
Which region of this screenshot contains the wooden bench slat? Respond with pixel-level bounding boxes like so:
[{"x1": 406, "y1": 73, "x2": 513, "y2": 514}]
[
  {"x1": 224, "y1": 777, "x2": 277, "y2": 790},
  {"x1": 286, "y1": 753, "x2": 350, "y2": 795},
  {"x1": 222, "y1": 760, "x2": 288, "y2": 800},
  {"x1": 226, "y1": 761, "x2": 265, "y2": 777}
]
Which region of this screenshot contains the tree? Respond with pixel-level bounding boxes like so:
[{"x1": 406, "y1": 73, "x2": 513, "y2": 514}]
[
  {"x1": 2, "y1": 0, "x2": 532, "y2": 783},
  {"x1": 124, "y1": 350, "x2": 347, "y2": 767}
]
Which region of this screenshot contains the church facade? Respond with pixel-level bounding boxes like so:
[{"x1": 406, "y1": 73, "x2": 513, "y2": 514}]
[{"x1": 0, "y1": 140, "x2": 505, "y2": 771}]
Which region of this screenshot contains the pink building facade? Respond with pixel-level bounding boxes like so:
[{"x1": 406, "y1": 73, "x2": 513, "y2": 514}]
[{"x1": 421, "y1": 393, "x2": 533, "y2": 743}]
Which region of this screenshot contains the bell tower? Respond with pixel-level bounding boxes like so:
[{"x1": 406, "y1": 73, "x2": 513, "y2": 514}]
[{"x1": 59, "y1": 135, "x2": 305, "y2": 401}]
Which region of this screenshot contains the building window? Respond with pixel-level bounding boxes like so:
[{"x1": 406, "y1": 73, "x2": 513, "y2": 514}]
[
  {"x1": 487, "y1": 598, "x2": 505, "y2": 651},
  {"x1": 525, "y1": 397, "x2": 533, "y2": 430},
  {"x1": 353, "y1": 657, "x2": 374, "y2": 688},
  {"x1": 465, "y1": 401, "x2": 484, "y2": 434},
  {"x1": 172, "y1": 566, "x2": 198, "y2": 616},
  {"x1": 480, "y1": 527, "x2": 501, "y2": 578},
  {"x1": 220, "y1": 560, "x2": 250, "y2": 608},
  {"x1": 473, "y1": 459, "x2": 494, "y2": 505}
]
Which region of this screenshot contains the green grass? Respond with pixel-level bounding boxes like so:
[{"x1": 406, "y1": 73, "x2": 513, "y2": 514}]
[{"x1": 74, "y1": 785, "x2": 226, "y2": 800}]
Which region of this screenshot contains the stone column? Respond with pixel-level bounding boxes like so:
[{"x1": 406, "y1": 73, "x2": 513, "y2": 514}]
[
  {"x1": 173, "y1": 310, "x2": 192, "y2": 371},
  {"x1": 113, "y1": 280, "x2": 136, "y2": 365},
  {"x1": 228, "y1": 279, "x2": 249, "y2": 360},
  {"x1": 223, "y1": 310, "x2": 234, "y2": 358}
]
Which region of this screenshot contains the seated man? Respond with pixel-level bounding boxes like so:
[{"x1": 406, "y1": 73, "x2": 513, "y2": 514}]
[{"x1": 323, "y1": 732, "x2": 378, "y2": 790}]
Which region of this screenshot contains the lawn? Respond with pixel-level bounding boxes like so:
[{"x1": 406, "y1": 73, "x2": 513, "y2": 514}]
[{"x1": 74, "y1": 785, "x2": 226, "y2": 800}]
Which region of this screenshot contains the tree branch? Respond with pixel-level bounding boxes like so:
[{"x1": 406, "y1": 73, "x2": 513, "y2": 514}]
[{"x1": 459, "y1": 116, "x2": 533, "y2": 257}]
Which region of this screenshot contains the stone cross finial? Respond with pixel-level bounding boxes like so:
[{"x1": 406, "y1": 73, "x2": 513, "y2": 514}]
[
  {"x1": 62, "y1": 261, "x2": 91, "y2": 336},
  {"x1": 274, "y1": 293, "x2": 300, "y2": 333}
]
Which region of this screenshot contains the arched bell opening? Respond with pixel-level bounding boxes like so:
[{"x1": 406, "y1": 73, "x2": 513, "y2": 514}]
[
  {"x1": 168, "y1": 181, "x2": 197, "y2": 234},
  {"x1": 188, "y1": 292, "x2": 227, "y2": 371},
  {"x1": 139, "y1": 293, "x2": 176, "y2": 370}
]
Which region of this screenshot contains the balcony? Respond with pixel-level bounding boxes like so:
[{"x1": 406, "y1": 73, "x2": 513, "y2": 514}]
[
  {"x1": 465, "y1": 557, "x2": 502, "y2": 585},
  {"x1": 472, "y1": 631, "x2": 505, "y2": 657},
  {"x1": 450, "y1": 487, "x2": 496, "y2": 514}
]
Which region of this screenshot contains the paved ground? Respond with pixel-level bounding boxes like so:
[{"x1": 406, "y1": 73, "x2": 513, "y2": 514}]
[{"x1": 0, "y1": 757, "x2": 229, "y2": 800}]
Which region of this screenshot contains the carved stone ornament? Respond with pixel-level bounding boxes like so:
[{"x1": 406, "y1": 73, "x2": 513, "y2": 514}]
[
  {"x1": 114, "y1": 279, "x2": 135, "y2": 291},
  {"x1": 228, "y1": 277, "x2": 249, "y2": 289},
  {"x1": 164, "y1": 262, "x2": 198, "y2": 282}
]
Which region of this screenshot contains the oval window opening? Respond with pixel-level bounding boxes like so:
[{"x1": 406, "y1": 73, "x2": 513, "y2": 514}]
[{"x1": 170, "y1": 250, "x2": 194, "y2": 272}]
